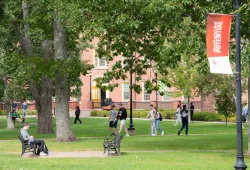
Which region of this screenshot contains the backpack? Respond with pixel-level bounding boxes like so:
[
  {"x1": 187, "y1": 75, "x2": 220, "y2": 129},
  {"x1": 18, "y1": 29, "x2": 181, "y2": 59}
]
[{"x1": 159, "y1": 113, "x2": 162, "y2": 121}]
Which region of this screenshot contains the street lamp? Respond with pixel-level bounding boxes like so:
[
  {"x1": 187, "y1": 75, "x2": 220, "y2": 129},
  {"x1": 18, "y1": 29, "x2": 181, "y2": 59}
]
[
  {"x1": 89, "y1": 71, "x2": 92, "y2": 101},
  {"x1": 153, "y1": 67, "x2": 158, "y2": 112},
  {"x1": 128, "y1": 70, "x2": 135, "y2": 133},
  {"x1": 233, "y1": 0, "x2": 247, "y2": 169}
]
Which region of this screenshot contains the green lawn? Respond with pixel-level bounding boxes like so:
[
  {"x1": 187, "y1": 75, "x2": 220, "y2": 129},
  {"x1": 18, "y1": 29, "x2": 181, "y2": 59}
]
[{"x1": 0, "y1": 116, "x2": 249, "y2": 170}]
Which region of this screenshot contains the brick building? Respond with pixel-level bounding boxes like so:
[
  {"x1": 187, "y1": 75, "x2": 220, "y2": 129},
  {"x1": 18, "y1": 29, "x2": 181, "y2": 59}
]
[{"x1": 78, "y1": 39, "x2": 217, "y2": 111}]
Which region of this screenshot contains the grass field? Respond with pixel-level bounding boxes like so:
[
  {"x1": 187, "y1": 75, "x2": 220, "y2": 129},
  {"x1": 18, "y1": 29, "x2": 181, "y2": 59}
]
[{"x1": 0, "y1": 116, "x2": 249, "y2": 170}]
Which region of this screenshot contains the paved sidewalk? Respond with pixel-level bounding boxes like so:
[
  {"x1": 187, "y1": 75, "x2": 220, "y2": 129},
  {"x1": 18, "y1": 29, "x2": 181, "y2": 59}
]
[
  {"x1": 13, "y1": 151, "x2": 120, "y2": 158},
  {"x1": 69, "y1": 110, "x2": 91, "y2": 118},
  {"x1": 26, "y1": 110, "x2": 91, "y2": 118}
]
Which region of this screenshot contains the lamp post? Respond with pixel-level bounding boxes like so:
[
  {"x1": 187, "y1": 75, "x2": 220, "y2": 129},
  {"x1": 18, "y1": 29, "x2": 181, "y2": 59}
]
[
  {"x1": 89, "y1": 71, "x2": 92, "y2": 101},
  {"x1": 128, "y1": 70, "x2": 135, "y2": 133},
  {"x1": 153, "y1": 67, "x2": 158, "y2": 112},
  {"x1": 233, "y1": 0, "x2": 247, "y2": 169}
]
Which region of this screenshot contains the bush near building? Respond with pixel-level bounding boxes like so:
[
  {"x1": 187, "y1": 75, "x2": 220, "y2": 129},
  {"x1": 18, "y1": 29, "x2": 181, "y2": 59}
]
[
  {"x1": 90, "y1": 109, "x2": 236, "y2": 122},
  {"x1": 0, "y1": 109, "x2": 37, "y2": 116}
]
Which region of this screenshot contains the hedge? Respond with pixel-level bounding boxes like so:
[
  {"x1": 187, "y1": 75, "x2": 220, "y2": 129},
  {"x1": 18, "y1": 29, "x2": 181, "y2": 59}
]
[
  {"x1": 0, "y1": 109, "x2": 37, "y2": 116},
  {"x1": 90, "y1": 109, "x2": 237, "y2": 122}
]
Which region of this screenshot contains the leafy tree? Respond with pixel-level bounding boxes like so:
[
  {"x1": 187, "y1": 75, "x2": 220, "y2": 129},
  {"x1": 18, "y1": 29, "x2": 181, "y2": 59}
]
[{"x1": 3, "y1": 0, "x2": 92, "y2": 140}]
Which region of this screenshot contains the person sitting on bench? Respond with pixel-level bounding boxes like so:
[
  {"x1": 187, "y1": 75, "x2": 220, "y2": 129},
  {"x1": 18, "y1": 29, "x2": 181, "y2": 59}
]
[
  {"x1": 12, "y1": 109, "x2": 22, "y2": 123},
  {"x1": 20, "y1": 123, "x2": 50, "y2": 156}
]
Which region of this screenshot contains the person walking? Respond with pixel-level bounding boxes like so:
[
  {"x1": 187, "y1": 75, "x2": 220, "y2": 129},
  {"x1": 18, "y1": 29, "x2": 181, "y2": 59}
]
[
  {"x1": 178, "y1": 105, "x2": 189, "y2": 135},
  {"x1": 117, "y1": 103, "x2": 129, "y2": 136},
  {"x1": 22, "y1": 101, "x2": 28, "y2": 118},
  {"x1": 74, "y1": 106, "x2": 83, "y2": 125},
  {"x1": 154, "y1": 107, "x2": 164, "y2": 136},
  {"x1": 173, "y1": 104, "x2": 182, "y2": 126},
  {"x1": 146, "y1": 104, "x2": 156, "y2": 136},
  {"x1": 243, "y1": 103, "x2": 248, "y2": 124},
  {"x1": 109, "y1": 105, "x2": 118, "y2": 136},
  {"x1": 190, "y1": 102, "x2": 195, "y2": 121},
  {"x1": 12, "y1": 100, "x2": 17, "y2": 110}
]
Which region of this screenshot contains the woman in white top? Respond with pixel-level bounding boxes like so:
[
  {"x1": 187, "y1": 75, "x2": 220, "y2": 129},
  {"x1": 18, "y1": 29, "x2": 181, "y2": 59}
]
[
  {"x1": 146, "y1": 104, "x2": 156, "y2": 136},
  {"x1": 173, "y1": 104, "x2": 182, "y2": 126}
]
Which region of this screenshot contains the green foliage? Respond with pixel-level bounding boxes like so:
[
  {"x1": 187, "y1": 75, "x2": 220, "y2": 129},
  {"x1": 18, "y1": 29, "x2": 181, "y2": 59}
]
[
  {"x1": 90, "y1": 109, "x2": 237, "y2": 122},
  {"x1": 193, "y1": 112, "x2": 224, "y2": 122},
  {"x1": 90, "y1": 110, "x2": 109, "y2": 117},
  {"x1": 0, "y1": 110, "x2": 6, "y2": 115},
  {"x1": 0, "y1": 109, "x2": 36, "y2": 116},
  {"x1": 213, "y1": 76, "x2": 236, "y2": 121},
  {"x1": 90, "y1": 0, "x2": 192, "y2": 92}
]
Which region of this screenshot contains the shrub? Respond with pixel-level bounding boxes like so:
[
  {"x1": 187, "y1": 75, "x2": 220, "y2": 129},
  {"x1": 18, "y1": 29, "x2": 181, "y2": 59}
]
[
  {"x1": 17, "y1": 109, "x2": 37, "y2": 115},
  {"x1": 0, "y1": 110, "x2": 6, "y2": 115},
  {"x1": 161, "y1": 109, "x2": 175, "y2": 119},
  {"x1": 89, "y1": 109, "x2": 237, "y2": 122},
  {"x1": 90, "y1": 110, "x2": 98, "y2": 117},
  {"x1": 193, "y1": 112, "x2": 224, "y2": 121},
  {"x1": 96, "y1": 110, "x2": 109, "y2": 117},
  {"x1": 0, "y1": 109, "x2": 37, "y2": 116}
]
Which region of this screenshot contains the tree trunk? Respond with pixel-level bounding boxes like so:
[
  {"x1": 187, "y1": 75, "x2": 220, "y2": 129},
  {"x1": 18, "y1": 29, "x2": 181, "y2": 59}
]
[
  {"x1": 13, "y1": 1, "x2": 54, "y2": 134},
  {"x1": 225, "y1": 115, "x2": 228, "y2": 127},
  {"x1": 200, "y1": 93, "x2": 204, "y2": 111},
  {"x1": 54, "y1": 12, "x2": 76, "y2": 142},
  {"x1": 32, "y1": 77, "x2": 53, "y2": 134},
  {"x1": 3, "y1": 77, "x2": 14, "y2": 129},
  {"x1": 188, "y1": 96, "x2": 191, "y2": 123},
  {"x1": 246, "y1": 63, "x2": 250, "y2": 155}
]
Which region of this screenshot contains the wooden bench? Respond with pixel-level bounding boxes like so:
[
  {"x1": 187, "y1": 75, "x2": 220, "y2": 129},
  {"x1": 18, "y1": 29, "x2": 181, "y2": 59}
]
[
  {"x1": 103, "y1": 134, "x2": 123, "y2": 156},
  {"x1": 18, "y1": 136, "x2": 37, "y2": 157}
]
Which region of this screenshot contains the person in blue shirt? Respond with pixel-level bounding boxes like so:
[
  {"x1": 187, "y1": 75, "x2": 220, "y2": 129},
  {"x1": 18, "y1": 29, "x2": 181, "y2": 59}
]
[
  {"x1": 22, "y1": 101, "x2": 28, "y2": 117},
  {"x1": 242, "y1": 103, "x2": 248, "y2": 123}
]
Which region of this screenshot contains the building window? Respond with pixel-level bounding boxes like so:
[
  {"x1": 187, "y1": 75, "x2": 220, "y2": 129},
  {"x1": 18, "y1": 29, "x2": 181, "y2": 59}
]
[
  {"x1": 163, "y1": 91, "x2": 170, "y2": 101},
  {"x1": 142, "y1": 83, "x2": 150, "y2": 101},
  {"x1": 160, "y1": 82, "x2": 170, "y2": 101},
  {"x1": 122, "y1": 83, "x2": 130, "y2": 102},
  {"x1": 94, "y1": 50, "x2": 108, "y2": 68},
  {"x1": 183, "y1": 95, "x2": 188, "y2": 101}
]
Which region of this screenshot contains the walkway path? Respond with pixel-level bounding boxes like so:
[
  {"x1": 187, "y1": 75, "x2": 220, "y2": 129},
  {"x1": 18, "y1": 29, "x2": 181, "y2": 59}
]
[{"x1": 1, "y1": 149, "x2": 234, "y2": 158}]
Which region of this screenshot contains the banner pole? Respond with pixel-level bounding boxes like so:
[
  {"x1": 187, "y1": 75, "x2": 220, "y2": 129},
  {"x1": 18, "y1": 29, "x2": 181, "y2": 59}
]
[{"x1": 233, "y1": 0, "x2": 247, "y2": 169}]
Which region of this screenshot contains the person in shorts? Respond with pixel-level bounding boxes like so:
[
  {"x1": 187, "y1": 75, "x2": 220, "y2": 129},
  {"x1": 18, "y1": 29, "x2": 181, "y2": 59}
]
[
  {"x1": 117, "y1": 103, "x2": 129, "y2": 136},
  {"x1": 109, "y1": 105, "x2": 118, "y2": 136}
]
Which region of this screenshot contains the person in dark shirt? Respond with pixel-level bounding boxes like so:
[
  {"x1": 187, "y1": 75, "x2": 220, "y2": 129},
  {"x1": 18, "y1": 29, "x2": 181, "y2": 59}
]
[
  {"x1": 74, "y1": 106, "x2": 82, "y2": 124},
  {"x1": 12, "y1": 101, "x2": 17, "y2": 110},
  {"x1": 178, "y1": 105, "x2": 189, "y2": 136},
  {"x1": 190, "y1": 102, "x2": 195, "y2": 121},
  {"x1": 117, "y1": 103, "x2": 129, "y2": 136}
]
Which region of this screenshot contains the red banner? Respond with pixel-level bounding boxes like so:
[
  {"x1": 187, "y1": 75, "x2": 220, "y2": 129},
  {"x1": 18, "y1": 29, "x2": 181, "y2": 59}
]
[{"x1": 206, "y1": 14, "x2": 233, "y2": 74}]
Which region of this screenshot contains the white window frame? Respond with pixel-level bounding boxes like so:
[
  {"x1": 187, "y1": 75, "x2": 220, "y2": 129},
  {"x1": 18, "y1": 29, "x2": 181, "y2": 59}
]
[
  {"x1": 142, "y1": 82, "x2": 150, "y2": 101},
  {"x1": 162, "y1": 85, "x2": 170, "y2": 101},
  {"x1": 93, "y1": 49, "x2": 109, "y2": 68},
  {"x1": 122, "y1": 83, "x2": 130, "y2": 102},
  {"x1": 182, "y1": 95, "x2": 188, "y2": 101},
  {"x1": 106, "y1": 90, "x2": 110, "y2": 98}
]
